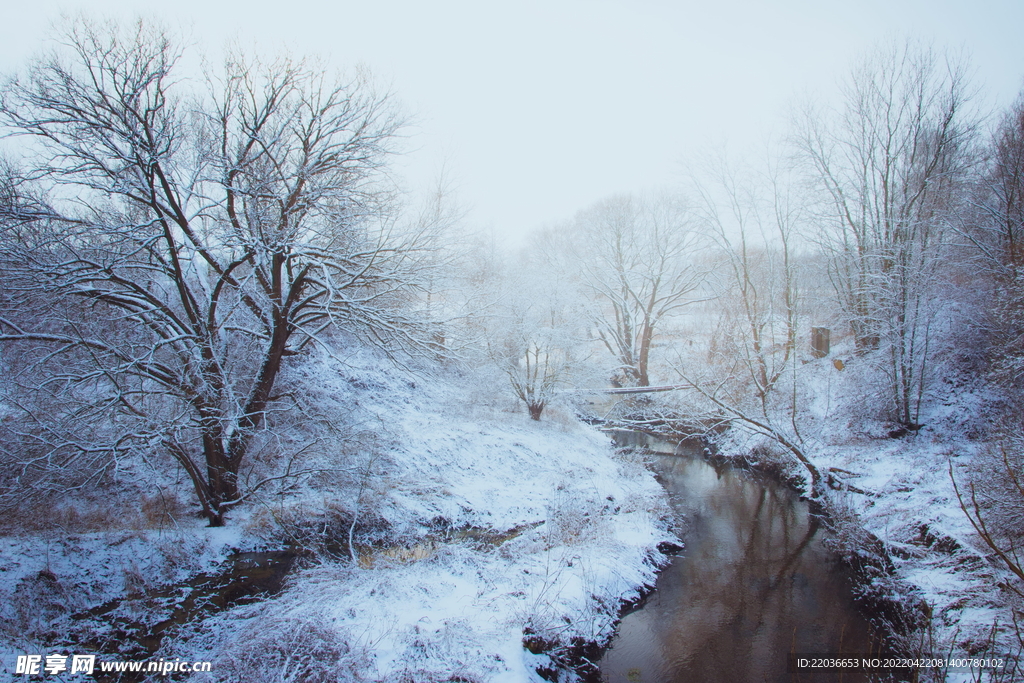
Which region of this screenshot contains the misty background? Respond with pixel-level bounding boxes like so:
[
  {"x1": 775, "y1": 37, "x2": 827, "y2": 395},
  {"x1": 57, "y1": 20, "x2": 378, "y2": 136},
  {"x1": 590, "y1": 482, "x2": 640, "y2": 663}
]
[{"x1": 4, "y1": 0, "x2": 1022, "y2": 244}]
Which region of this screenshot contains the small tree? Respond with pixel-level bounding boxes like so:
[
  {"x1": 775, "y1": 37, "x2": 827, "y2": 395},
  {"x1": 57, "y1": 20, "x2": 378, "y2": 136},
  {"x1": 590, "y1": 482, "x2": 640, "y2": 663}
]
[
  {"x1": 496, "y1": 329, "x2": 571, "y2": 421},
  {"x1": 486, "y1": 258, "x2": 588, "y2": 421},
  {"x1": 0, "y1": 19, "x2": 436, "y2": 525}
]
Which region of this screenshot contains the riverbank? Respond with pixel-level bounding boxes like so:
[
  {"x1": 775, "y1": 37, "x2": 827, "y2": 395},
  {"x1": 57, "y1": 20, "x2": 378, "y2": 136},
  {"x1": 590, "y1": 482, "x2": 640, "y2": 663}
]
[
  {"x1": 0, "y1": 352, "x2": 676, "y2": 682},
  {"x1": 695, "y1": 347, "x2": 1024, "y2": 681}
]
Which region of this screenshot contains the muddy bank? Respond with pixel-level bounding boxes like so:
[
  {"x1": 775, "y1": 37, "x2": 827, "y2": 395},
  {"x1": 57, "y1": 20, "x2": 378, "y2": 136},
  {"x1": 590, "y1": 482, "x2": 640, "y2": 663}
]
[{"x1": 60, "y1": 550, "x2": 301, "y2": 681}]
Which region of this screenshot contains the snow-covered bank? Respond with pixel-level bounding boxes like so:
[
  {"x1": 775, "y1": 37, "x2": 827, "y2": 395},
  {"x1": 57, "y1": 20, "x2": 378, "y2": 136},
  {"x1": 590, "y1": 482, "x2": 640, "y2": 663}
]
[
  {"x1": 712, "y1": 342, "x2": 1023, "y2": 678},
  {"x1": 0, "y1": 352, "x2": 674, "y2": 682},
  {"x1": 178, "y1": 356, "x2": 674, "y2": 682}
]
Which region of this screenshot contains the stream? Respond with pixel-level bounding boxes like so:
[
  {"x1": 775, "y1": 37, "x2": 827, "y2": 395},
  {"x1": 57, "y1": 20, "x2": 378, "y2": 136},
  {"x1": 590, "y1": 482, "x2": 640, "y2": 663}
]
[{"x1": 598, "y1": 440, "x2": 881, "y2": 682}]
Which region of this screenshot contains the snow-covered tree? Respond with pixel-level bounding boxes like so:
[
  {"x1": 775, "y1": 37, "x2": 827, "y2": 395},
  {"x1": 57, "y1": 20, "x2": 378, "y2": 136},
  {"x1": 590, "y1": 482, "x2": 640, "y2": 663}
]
[
  {"x1": 0, "y1": 19, "x2": 438, "y2": 525},
  {"x1": 567, "y1": 193, "x2": 706, "y2": 387},
  {"x1": 483, "y1": 250, "x2": 591, "y2": 420},
  {"x1": 691, "y1": 155, "x2": 801, "y2": 408},
  {"x1": 967, "y1": 93, "x2": 1024, "y2": 389},
  {"x1": 797, "y1": 41, "x2": 979, "y2": 426},
  {"x1": 678, "y1": 157, "x2": 821, "y2": 493}
]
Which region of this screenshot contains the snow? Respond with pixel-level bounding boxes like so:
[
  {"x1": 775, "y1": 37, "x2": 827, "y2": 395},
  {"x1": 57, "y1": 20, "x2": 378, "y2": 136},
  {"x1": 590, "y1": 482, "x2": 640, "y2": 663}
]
[
  {"x1": 4, "y1": 328, "x2": 1014, "y2": 680},
  {"x1": 0, "y1": 528, "x2": 243, "y2": 678},
  {"x1": 0, "y1": 350, "x2": 674, "y2": 682}
]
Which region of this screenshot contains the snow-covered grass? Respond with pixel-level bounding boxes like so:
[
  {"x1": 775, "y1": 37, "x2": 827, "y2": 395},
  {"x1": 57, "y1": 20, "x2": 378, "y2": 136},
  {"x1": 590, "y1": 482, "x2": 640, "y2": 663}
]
[
  {"x1": 174, "y1": 353, "x2": 672, "y2": 682},
  {"x1": 0, "y1": 528, "x2": 243, "y2": 676},
  {"x1": 0, "y1": 349, "x2": 674, "y2": 682}
]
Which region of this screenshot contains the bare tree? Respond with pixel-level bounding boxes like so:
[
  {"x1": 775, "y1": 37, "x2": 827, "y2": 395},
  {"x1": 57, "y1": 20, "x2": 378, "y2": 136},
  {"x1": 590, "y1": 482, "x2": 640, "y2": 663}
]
[
  {"x1": 796, "y1": 41, "x2": 978, "y2": 427},
  {"x1": 963, "y1": 94, "x2": 1024, "y2": 388},
  {"x1": 679, "y1": 156, "x2": 821, "y2": 494},
  {"x1": 470, "y1": 240, "x2": 589, "y2": 421},
  {"x1": 980, "y1": 95, "x2": 1024, "y2": 270},
  {"x1": 692, "y1": 155, "x2": 801, "y2": 410},
  {"x1": 0, "y1": 20, "x2": 438, "y2": 525},
  {"x1": 492, "y1": 321, "x2": 574, "y2": 421},
  {"x1": 569, "y1": 193, "x2": 705, "y2": 387}
]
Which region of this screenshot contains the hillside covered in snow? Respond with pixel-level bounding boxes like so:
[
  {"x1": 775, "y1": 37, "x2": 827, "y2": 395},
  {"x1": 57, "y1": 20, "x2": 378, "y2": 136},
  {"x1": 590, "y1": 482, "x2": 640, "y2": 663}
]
[{"x1": 0, "y1": 350, "x2": 673, "y2": 682}]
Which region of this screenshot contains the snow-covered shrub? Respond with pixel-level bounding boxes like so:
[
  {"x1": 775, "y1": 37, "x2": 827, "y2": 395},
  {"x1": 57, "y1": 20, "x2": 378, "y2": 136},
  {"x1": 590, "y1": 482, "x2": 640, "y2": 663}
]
[
  {"x1": 2, "y1": 570, "x2": 76, "y2": 642},
  {"x1": 194, "y1": 613, "x2": 366, "y2": 683},
  {"x1": 820, "y1": 490, "x2": 876, "y2": 562},
  {"x1": 544, "y1": 482, "x2": 608, "y2": 547}
]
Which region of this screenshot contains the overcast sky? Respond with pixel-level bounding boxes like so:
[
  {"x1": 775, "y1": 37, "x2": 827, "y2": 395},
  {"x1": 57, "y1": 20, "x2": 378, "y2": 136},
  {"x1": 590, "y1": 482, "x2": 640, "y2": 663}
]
[{"x1": 3, "y1": 0, "x2": 1023, "y2": 244}]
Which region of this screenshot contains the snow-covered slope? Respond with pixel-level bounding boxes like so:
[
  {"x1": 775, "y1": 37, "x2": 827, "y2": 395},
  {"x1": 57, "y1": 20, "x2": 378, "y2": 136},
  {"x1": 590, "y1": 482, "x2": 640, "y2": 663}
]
[{"x1": 0, "y1": 349, "x2": 673, "y2": 682}]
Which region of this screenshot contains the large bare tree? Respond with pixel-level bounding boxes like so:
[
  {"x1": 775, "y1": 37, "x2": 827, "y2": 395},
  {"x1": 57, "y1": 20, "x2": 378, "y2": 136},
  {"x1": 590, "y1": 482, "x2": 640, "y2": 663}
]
[
  {"x1": 570, "y1": 194, "x2": 705, "y2": 387},
  {"x1": 0, "y1": 20, "x2": 437, "y2": 525}
]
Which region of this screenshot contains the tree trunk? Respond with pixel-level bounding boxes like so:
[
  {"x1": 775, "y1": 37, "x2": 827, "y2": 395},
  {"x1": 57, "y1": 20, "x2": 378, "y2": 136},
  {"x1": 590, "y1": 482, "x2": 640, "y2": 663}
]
[{"x1": 637, "y1": 322, "x2": 653, "y2": 387}]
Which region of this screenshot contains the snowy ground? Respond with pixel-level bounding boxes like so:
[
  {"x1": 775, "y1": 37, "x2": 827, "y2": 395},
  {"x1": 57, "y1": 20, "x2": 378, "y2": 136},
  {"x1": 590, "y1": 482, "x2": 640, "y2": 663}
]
[
  {"x1": 0, "y1": 352, "x2": 674, "y2": 682},
  {"x1": 7, "y1": 337, "x2": 1014, "y2": 682}
]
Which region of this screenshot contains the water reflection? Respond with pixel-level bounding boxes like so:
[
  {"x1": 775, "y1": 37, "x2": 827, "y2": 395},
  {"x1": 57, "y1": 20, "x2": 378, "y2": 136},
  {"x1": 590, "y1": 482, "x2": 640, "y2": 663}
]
[{"x1": 599, "y1": 453, "x2": 877, "y2": 683}]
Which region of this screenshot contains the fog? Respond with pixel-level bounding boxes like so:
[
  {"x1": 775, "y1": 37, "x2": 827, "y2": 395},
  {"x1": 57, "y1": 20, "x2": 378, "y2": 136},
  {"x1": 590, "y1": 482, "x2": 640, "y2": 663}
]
[{"x1": 3, "y1": 0, "x2": 1023, "y2": 244}]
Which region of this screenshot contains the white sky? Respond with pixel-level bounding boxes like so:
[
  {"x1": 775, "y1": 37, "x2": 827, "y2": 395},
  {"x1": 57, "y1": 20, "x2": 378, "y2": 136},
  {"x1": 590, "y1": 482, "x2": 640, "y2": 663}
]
[{"x1": 3, "y1": 0, "x2": 1023, "y2": 245}]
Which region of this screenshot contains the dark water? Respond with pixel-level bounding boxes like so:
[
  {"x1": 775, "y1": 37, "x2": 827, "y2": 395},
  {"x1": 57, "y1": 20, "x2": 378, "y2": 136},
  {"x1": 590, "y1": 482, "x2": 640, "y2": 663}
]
[
  {"x1": 599, "y1": 452, "x2": 878, "y2": 683},
  {"x1": 71, "y1": 551, "x2": 298, "y2": 657}
]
